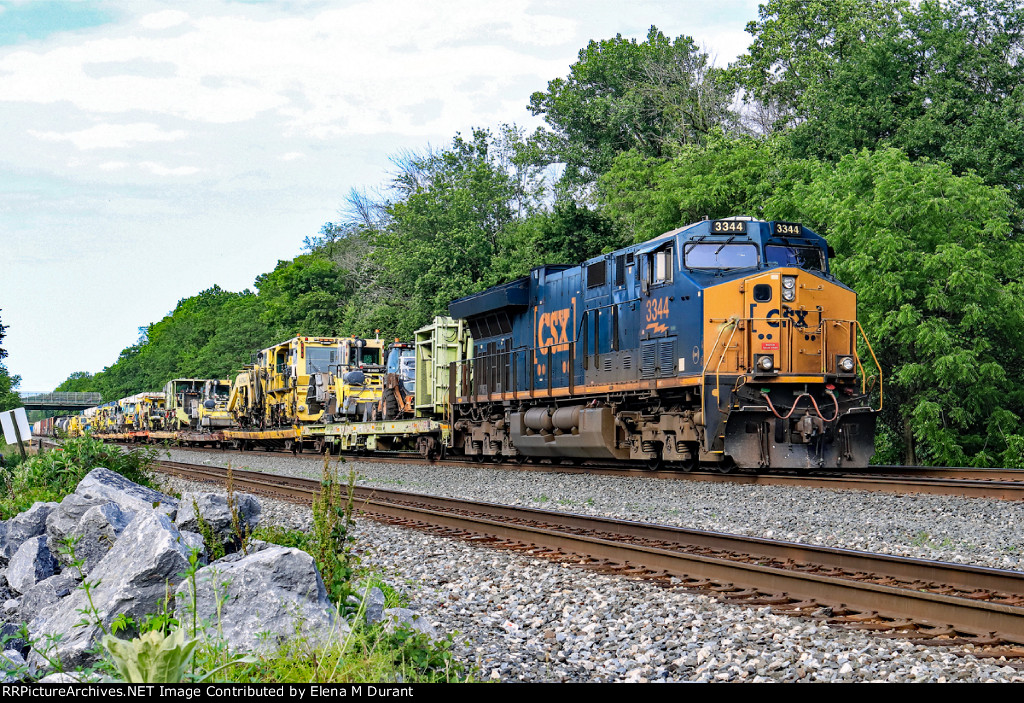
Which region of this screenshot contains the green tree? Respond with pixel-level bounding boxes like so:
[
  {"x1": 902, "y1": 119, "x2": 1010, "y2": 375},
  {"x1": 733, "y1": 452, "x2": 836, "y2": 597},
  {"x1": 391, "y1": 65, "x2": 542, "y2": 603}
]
[
  {"x1": 0, "y1": 311, "x2": 21, "y2": 411},
  {"x1": 529, "y1": 26, "x2": 736, "y2": 189},
  {"x1": 362, "y1": 127, "x2": 547, "y2": 338},
  {"x1": 736, "y1": 0, "x2": 1024, "y2": 206},
  {"x1": 599, "y1": 132, "x2": 812, "y2": 242}
]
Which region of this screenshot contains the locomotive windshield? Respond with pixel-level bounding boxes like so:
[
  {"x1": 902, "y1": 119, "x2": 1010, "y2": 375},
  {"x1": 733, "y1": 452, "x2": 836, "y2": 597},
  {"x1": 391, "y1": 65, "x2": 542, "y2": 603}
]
[
  {"x1": 684, "y1": 243, "x2": 759, "y2": 270},
  {"x1": 765, "y1": 245, "x2": 825, "y2": 272}
]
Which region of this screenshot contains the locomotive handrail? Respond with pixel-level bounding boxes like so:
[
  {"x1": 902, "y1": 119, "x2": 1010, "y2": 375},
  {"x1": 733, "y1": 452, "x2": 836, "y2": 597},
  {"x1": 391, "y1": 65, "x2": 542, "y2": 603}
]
[{"x1": 855, "y1": 319, "x2": 883, "y2": 412}]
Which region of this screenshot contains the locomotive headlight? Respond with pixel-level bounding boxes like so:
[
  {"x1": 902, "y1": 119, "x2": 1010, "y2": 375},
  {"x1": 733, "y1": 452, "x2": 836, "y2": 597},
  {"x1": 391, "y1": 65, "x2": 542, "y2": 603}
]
[
  {"x1": 781, "y1": 277, "x2": 796, "y2": 301},
  {"x1": 754, "y1": 354, "x2": 775, "y2": 373},
  {"x1": 837, "y1": 355, "x2": 856, "y2": 374}
]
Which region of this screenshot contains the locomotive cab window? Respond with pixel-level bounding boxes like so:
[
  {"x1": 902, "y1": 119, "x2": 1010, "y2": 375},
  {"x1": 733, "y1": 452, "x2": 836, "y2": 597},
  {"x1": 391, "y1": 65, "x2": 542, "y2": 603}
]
[
  {"x1": 684, "y1": 243, "x2": 759, "y2": 270},
  {"x1": 653, "y1": 246, "x2": 673, "y2": 284},
  {"x1": 765, "y1": 245, "x2": 825, "y2": 272}
]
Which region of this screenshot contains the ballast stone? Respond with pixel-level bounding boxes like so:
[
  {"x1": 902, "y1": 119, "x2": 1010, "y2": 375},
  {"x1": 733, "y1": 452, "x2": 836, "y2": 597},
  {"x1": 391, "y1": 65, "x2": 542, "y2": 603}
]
[
  {"x1": 6, "y1": 537, "x2": 57, "y2": 595},
  {"x1": 174, "y1": 546, "x2": 342, "y2": 654},
  {"x1": 29, "y1": 510, "x2": 191, "y2": 669}
]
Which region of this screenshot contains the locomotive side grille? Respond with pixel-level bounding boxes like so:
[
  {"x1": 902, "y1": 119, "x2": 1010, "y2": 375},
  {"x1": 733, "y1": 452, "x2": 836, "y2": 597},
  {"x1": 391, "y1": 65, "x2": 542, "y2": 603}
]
[
  {"x1": 622, "y1": 354, "x2": 632, "y2": 370},
  {"x1": 659, "y1": 340, "x2": 675, "y2": 376},
  {"x1": 603, "y1": 357, "x2": 612, "y2": 372},
  {"x1": 641, "y1": 341, "x2": 657, "y2": 379}
]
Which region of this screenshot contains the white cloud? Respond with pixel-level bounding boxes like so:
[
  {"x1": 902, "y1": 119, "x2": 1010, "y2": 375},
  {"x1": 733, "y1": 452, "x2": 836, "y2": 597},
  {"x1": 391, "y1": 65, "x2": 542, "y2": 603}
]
[
  {"x1": 139, "y1": 10, "x2": 190, "y2": 30},
  {"x1": 281, "y1": 152, "x2": 305, "y2": 161},
  {"x1": 28, "y1": 122, "x2": 188, "y2": 150},
  {"x1": 0, "y1": 0, "x2": 572, "y2": 134},
  {"x1": 139, "y1": 161, "x2": 201, "y2": 176}
]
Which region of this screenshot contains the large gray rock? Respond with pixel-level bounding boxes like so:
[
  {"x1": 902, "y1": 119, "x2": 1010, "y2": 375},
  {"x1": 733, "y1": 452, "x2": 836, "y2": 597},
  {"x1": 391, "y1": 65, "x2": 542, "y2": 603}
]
[
  {"x1": 175, "y1": 491, "x2": 261, "y2": 551},
  {"x1": 29, "y1": 511, "x2": 191, "y2": 669},
  {"x1": 13, "y1": 573, "x2": 77, "y2": 628},
  {"x1": 174, "y1": 546, "x2": 342, "y2": 654},
  {"x1": 46, "y1": 493, "x2": 110, "y2": 551},
  {"x1": 61, "y1": 503, "x2": 131, "y2": 575},
  {"x1": 364, "y1": 586, "x2": 386, "y2": 625},
  {"x1": 72, "y1": 468, "x2": 177, "y2": 519},
  {"x1": 2, "y1": 503, "x2": 58, "y2": 561},
  {"x1": 7, "y1": 537, "x2": 57, "y2": 595}
]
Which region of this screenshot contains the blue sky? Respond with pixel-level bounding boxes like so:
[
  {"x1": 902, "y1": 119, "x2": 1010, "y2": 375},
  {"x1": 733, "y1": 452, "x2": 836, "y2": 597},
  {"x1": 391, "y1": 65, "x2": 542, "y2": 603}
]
[{"x1": 0, "y1": 0, "x2": 761, "y2": 391}]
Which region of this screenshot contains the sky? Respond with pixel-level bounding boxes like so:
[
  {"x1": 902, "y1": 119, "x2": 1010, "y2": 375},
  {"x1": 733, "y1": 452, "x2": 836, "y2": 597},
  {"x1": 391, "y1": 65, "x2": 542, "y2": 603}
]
[{"x1": 0, "y1": 0, "x2": 762, "y2": 392}]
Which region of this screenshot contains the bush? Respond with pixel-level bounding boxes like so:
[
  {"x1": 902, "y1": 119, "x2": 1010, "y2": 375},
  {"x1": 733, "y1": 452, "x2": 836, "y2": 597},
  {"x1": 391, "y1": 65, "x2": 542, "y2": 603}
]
[{"x1": 0, "y1": 434, "x2": 159, "y2": 518}]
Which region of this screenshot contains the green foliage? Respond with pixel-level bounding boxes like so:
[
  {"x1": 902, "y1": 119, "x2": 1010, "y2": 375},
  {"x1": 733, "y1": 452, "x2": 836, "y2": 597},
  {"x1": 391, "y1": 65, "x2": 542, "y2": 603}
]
[
  {"x1": 311, "y1": 457, "x2": 360, "y2": 608},
  {"x1": 192, "y1": 498, "x2": 226, "y2": 562},
  {"x1": 362, "y1": 127, "x2": 547, "y2": 338},
  {"x1": 736, "y1": 0, "x2": 1024, "y2": 206},
  {"x1": 599, "y1": 132, "x2": 809, "y2": 242},
  {"x1": 101, "y1": 628, "x2": 200, "y2": 684},
  {"x1": 0, "y1": 309, "x2": 23, "y2": 414},
  {"x1": 0, "y1": 434, "x2": 159, "y2": 518},
  {"x1": 530, "y1": 26, "x2": 736, "y2": 188}
]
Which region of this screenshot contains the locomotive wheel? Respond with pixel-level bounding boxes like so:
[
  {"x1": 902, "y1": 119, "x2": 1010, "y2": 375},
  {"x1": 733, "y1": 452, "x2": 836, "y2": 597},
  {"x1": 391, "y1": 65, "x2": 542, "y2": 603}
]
[
  {"x1": 680, "y1": 443, "x2": 699, "y2": 472},
  {"x1": 645, "y1": 457, "x2": 664, "y2": 472}
]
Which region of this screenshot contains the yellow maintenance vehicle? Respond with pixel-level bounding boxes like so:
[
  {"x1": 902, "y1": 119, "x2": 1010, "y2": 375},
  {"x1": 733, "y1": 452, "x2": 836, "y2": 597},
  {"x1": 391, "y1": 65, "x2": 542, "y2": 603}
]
[
  {"x1": 228, "y1": 335, "x2": 385, "y2": 430},
  {"x1": 162, "y1": 378, "x2": 233, "y2": 430}
]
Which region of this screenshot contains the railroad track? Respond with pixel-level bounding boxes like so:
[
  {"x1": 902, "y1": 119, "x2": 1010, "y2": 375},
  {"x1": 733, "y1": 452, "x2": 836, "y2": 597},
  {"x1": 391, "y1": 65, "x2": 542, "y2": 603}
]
[
  {"x1": 155, "y1": 459, "x2": 1024, "y2": 660},
  {"x1": 154, "y1": 443, "x2": 1024, "y2": 501}
]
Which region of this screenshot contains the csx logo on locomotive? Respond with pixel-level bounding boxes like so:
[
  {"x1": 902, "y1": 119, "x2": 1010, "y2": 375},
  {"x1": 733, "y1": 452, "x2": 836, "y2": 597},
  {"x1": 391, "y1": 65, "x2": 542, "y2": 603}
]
[{"x1": 537, "y1": 306, "x2": 572, "y2": 351}]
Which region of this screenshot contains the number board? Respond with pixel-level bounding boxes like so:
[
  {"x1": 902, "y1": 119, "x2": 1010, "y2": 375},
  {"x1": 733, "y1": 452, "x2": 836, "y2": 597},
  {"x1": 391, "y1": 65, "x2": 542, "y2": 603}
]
[
  {"x1": 710, "y1": 220, "x2": 748, "y2": 234},
  {"x1": 773, "y1": 221, "x2": 802, "y2": 236}
]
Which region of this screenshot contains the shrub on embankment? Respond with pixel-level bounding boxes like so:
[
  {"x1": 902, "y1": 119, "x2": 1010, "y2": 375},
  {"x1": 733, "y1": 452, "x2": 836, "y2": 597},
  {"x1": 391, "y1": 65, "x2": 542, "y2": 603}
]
[{"x1": 0, "y1": 435, "x2": 158, "y2": 519}]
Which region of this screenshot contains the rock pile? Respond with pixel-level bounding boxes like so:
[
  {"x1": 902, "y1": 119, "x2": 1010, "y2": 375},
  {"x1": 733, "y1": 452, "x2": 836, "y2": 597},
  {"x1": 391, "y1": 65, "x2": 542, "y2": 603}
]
[{"x1": 0, "y1": 468, "x2": 374, "y2": 680}]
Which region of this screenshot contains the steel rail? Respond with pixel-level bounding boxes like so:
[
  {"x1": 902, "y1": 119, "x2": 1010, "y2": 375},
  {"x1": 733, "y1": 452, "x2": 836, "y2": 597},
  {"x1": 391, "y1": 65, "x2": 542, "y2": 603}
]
[
  {"x1": 156, "y1": 446, "x2": 1024, "y2": 501},
  {"x1": 155, "y1": 460, "x2": 1024, "y2": 646}
]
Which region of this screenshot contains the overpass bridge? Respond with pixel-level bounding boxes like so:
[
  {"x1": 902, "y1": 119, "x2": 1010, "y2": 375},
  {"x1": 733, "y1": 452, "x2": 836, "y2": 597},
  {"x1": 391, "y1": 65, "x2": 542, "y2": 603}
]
[{"x1": 19, "y1": 392, "x2": 102, "y2": 412}]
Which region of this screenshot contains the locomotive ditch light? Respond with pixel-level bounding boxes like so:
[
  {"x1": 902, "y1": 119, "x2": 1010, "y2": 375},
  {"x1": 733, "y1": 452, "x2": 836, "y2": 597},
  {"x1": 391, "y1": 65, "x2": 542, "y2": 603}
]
[
  {"x1": 754, "y1": 354, "x2": 776, "y2": 375},
  {"x1": 836, "y1": 354, "x2": 856, "y2": 375}
]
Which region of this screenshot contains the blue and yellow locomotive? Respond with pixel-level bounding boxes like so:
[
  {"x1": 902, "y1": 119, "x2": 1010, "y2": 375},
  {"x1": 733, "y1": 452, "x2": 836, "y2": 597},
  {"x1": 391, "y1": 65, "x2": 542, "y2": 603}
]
[{"x1": 448, "y1": 217, "x2": 881, "y2": 470}]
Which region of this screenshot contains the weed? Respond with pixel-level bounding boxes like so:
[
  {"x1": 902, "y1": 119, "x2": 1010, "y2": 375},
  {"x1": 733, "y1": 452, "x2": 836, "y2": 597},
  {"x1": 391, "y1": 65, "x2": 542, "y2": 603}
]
[
  {"x1": 193, "y1": 498, "x2": 226, "y2": 562},
  {"x1": 225, "y1": 464, "x2": 253, "y2": 556},
  {"x1": 311, "y1": 454, "x2": 360, "y2": 609},
  {"x1": 911, "y1": 531, "x2": 933, "y2": 547}
]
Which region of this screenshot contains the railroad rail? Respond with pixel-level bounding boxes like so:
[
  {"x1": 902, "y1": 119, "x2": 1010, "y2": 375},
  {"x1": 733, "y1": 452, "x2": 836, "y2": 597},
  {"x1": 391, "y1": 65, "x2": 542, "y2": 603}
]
[
  {"x1": 155, "y1": 459, "x2": 1024, "y2": 659},
  {"x1": 153, "y1": 442, "x2": 1024, "y2": 502}
]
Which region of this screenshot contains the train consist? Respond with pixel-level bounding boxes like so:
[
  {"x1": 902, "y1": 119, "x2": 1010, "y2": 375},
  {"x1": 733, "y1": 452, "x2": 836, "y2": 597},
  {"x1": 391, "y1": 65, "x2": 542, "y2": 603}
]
[{"x1": 46, "y1": 217, "x2": 882, "y2": 471}]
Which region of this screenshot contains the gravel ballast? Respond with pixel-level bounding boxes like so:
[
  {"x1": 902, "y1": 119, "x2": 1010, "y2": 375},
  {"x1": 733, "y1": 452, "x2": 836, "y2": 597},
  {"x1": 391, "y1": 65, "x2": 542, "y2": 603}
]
[{"x1": 158, "y1": 450, "x2": 1024, "y2": 682}]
